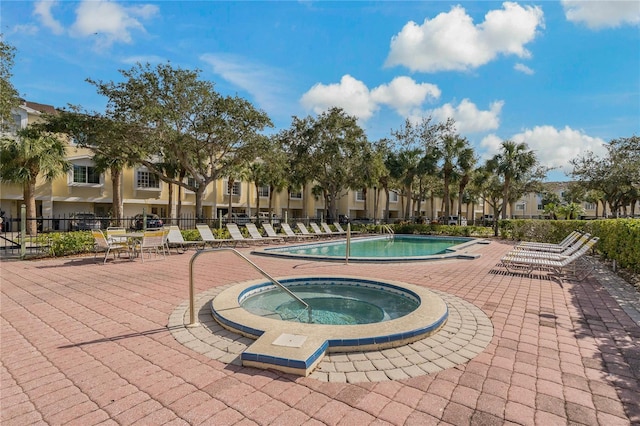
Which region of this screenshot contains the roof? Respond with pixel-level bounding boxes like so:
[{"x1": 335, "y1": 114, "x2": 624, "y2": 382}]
[{"x1": 20, "y1": 99, "x2": 57, "y2": 115}]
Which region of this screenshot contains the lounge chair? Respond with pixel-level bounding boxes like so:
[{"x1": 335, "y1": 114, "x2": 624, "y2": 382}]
[
  {"x1": 245, "y1": 223, "x2": 283, "y2": 244},
  {"x1": 333, "y1": 222, "x2": 361, "y2": 235},
  {"x1": 263, "y1": 223, "x2": 297, "y2": 242},
  {"x1": 515, "y1": 230, "x2": 583, "y2": 252},
  {"x1": 321, "y1": 222, "x2": 346, "y2": 236},
  {"x1": 508, "y1": 233, "x2": 592, "y2": 259},
  {"x1": 106, "y1": 227, "x2": 128, "y2": 244},
  {"x1": 132, "y1": 228, "x2": 167, "y2": 262},
  {"x1": 92, "y1": 229, "x2": 132, "y2": 264},
  {"x1": 296, "y1": 222, "x2": 319, "y2": 239},
  {"x1": 226, "y1": 223, "x2": 253, "y2": 246},
  {"x1": 166, "y1": 225, "x2": 204, "y2": 253},
  {"x1": 501, "y1": 237, "x2": 599, "y2": 280},
  {"x1": 195, "y1": 224, "x2": 236, "y2": 248},
  {"x1": 309, "y1": 222, "x2": 332, "y2": 238},
  {"x1": 280, "y1": 223, "x2": 316, "y2": 241}
]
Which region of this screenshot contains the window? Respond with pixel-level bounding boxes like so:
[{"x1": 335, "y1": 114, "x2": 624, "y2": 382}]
[
  {"x1": 537, "y1": 204, "x2": 544, "y2": 211},
  {"x1": 516, "y1": 203, "x2": 525, "y2": 211},
  {"x1": 355, "y1": 190, "x2": 365, "y2": 202},
  {"x1": 186, "y1": 177, "x2": 200, "y2": 189},
  {"x1": 290, "y1": 190, "x2": 302, "y2": 200},
  {"x1": 136, "y1": 170, "x2": 160, "y2": 189},
  {"x1": 389, "y1": 191, "x2": 398, "y2": 203},
  {"x1": 258, "y1": 185, "x2": 270, "y2": 198},
  {"x1": 224, "y1": 180, "x2": 241, "y2": 196},
  {"x1": 73, "y1": 165, "x2": 100, "y2": 184},
  {"x1": 584, "y1": 202, "x2": 596, "y2": 210}
]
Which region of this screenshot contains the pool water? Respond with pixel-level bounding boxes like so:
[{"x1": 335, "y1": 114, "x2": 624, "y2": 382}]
[
  {"x1": 258, "y1": 235, "x2": 473, "y2": 261},
  {"x1": 240, "y1": 278, "x2": 420, "y2": 325}
]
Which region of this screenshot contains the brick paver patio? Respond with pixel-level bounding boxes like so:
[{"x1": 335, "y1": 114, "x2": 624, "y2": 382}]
[{"x1": 1, "y1": 239, "x2": 639, "y2": 425}]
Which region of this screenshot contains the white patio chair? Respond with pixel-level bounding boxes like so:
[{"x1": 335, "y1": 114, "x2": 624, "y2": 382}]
[
  {"x1": 195, "y1": 224, "x2": 236, "y2": 248},
  {"x1": 92, "y1": 229, "x2": 132, "y2": 264}
]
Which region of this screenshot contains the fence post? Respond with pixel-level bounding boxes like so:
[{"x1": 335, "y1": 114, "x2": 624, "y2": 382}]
[{"x1": 20, "y1": 204, "x2": 26, "y2": 260}]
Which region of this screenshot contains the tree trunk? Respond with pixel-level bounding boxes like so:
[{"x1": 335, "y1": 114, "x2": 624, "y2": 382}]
[
  {"x1": 24, "y1": 178, "x2": 37, "y2": 235},
  {"x1": 227, "y1": 178, "x2": 234, "y2": 220},
  {"x1": 110, "y1": 167, "x2": 123, "y2": 227},
  {"x1": 501, "y1": 178, "x2": 510, "y2": 219},
  {"x1": 167, "y1": 182, "x2": 174, "y2": 225},
  {"x1": 384, "y1": 188, "x2": 390, "y2": 221}
]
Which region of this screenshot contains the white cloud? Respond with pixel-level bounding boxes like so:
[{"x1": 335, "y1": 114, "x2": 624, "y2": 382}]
[
  {"x1": 33, "y1": 0, "x2": 64, "y2": 35},
  {"x1": 429, "y1": 99, "x2": 504, "y2": 133},
  {"x1": 300, "y1": 75, "x2": 441, "y2": 121},
  {"x1": 562, "y1": 0, "x2": 640, "y2": 29},
  {"x1": 481, "y1": 125, "x2": 607, "y2": 174},
  {"x1": 514, "y1": 63, "x2": 534, "y2": 75},
  {"x1": 200, "y1": 53, "x2": 292, "y2": 113},
  {"x1": 385, "y1": 2, "x2": 544, "y2": 72},
  {"x1": 301, "y1": 75, "x2": 378, "y2": 120},
  {"x1": 70, "y1": 0, "x2": 159, "y2": 47}
]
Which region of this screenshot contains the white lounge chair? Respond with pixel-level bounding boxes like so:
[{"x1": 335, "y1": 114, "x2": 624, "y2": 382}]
[
  {"x1": 321, "y1": 222, "x2": 346, "y2": 236},
  {"x1": 333, "y1": 222, "x2": 361, "y2": 235},
  {"x1": 309, "y1": 222, "x2": 332, "y2": 238},
  {"x1": 516, "y1": 230, "x2": 584, "y2": 252},
  {"x1": 226, "y1": 223, "x2": 253, "y2": 246},
  {"x1": 245, "y1": 223, "x2": 283, "y2": 244},
  {"x1": 166, "y1": 225, "x2": 204, "y2": 253},
  {"x1": 280, "y1": 223, "x2": 315, "y2": 241},
  {"x1": 296, "y1": 222, "x2": 319, "y2": 239},
  {"x1": 92, "y1": 229, "x2": 132, "y2": 264},
  {"x1": 508, "y1": 233, "x2": 592, "y2": 259},
  {"x1": 195, "y1": 224, "x2": 236, "y2": 248},
  {"x1": 501, "y1": 237, "x2": 599, "y2": 280},
  {"x1": 262, "y1": 223, "x2": 297, "y2": 242}
]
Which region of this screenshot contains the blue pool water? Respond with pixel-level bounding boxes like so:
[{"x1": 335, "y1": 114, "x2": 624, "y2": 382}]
[
  {"x1": 255, "y1": 235, "x2": 475, "y2": 262},
  {"x1": 239, "y1": 277, "x2": 420, "y2": 325}
]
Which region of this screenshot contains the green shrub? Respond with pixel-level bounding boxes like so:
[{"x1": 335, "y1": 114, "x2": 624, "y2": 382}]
[{"x1": 45, "y1": 231, "x2": 95, "y2": 257}]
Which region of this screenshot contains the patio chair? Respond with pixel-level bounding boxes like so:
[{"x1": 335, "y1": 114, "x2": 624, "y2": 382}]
[
  {"x1": 106, "y1": 227, "x2": 128, "y2": 245},
  {"x1": 321, "y1": 222, "x2": 346, "y2": 236},
  {"x1": 508, "y1": 233, "x2": 592, "y2": 259},
  {"x1": 280, "y1": 223, "x2": 316, "y2": 241},
  {"x1": 515, "y1": 230, "x2": 583, "y2": 252},
  {"x1": 296, "y1": 222, "x2": 319, "y2": 239},
  {"x1": 166, "y1": 225, "x2": 204, "y2": 253},
  {"x1": 226, "y1": 223, "x2": 253, "y2": 246},
  {"x1": 333, "y1": 222, "x2": 361, "y2": 235},
  {"x1": 501, "y1": 237, "x2": 599, "y2": 280},
  {"x1": 262, "y1": 223, "x2": 297, "y2": 242},
  {"x1": 92, "y1": 229, "x2": 132, "y2": 264},
  {"x1": 309, "y1": 222, "x2": 332, "y2": 238},
  {"x1": 195, "y1": 224, "x2": 236, "y2": 248},
  {"x1": 245, "y1": 223, "x2": 283, "y2": 244},
  {"x1": 133, "y1": 229, "x2": 167, "y2": 262}
]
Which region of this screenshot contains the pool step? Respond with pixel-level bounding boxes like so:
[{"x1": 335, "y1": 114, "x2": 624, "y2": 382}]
[{"x1": 241, "y1": 330, "x2": 328, "y2": 376}]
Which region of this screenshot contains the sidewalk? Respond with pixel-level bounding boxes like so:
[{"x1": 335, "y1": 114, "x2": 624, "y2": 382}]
[{"x1": 1, "y1": 240, "x2": 638, "y2": 425}]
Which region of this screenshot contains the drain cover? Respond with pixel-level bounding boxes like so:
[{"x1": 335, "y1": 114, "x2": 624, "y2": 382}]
[{"x1": 272, "y1": 333, "x2": 307, "y2": 347}]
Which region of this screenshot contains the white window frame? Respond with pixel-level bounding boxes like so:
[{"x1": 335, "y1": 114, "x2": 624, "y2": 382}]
[
  {"x1": 258, "y1": 185, "x2": 270, "y2": 198},
  {"x1": 289, "y1": 190, "x2": 302, "y2": 200},
  {"x1": 136, "y1": 169, "x2": 161, "y2": 191},
  {"x1": 584, "y1": 202, "x2": 596, "y2": 210},
  {"x1": 68, "y1": 159, "x2": 102, "y2": 187},
  {"x1": 389, "y1": 191, "x2": 398, "y2": 203},
  {"x1": 224, "y1": 180, "x2": 242, "y2": 196},
  {"x1": 516, "y1": 203, "x2": 526, "y2": 211},
  {"x1": 355, "y1": 190, "x2": 365, "y2": 202}
]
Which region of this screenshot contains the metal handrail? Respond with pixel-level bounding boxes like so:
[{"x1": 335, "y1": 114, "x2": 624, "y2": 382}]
[{"x1": 188, "y1": 248, "x2": 311, "y2": 326}]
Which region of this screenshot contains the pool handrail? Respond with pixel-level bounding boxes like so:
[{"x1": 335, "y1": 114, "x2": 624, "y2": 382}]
[{"x1": 188, "y1": 248, "x2": 312, "y2": 326}]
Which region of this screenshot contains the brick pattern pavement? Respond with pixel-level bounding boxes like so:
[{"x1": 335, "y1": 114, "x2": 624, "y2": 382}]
[{"x1": 1, "y1": 239, "x2": 639, "y2": 425}]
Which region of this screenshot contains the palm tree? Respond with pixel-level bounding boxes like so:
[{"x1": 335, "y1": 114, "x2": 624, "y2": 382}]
[
  {"x1": 0, "y1": 126, "x2": 69, "y2": 234},
  {"x1": 490, "y1": 140, "x2": 537, "y2": 220}
]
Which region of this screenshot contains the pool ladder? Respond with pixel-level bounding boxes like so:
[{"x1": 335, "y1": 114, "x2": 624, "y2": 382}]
[
  {"x1": 381, "y1": 224, "x2": 394, "y2": 237},
  {"x1": 188, "y1": 248, "x2": 312, "y2": 326}
]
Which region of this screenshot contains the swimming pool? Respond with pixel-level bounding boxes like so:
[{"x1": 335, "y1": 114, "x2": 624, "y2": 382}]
[{"x1": 253, "y1": 234, "x2": 486, "y2": 262}]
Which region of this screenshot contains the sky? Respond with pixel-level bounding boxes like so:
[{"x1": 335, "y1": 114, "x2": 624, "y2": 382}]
[{"x1": 3, "y1": 1, "x2": 639, "y2": 182}]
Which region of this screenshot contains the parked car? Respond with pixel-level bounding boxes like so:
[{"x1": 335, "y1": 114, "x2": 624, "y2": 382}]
[
  {"x1": 70, "y1": 212, "x2": 101, "y2": 231},
  {"x1": 131, "y1": 213, "x2": 163, "y2": 230},
  {"x1": 439, "y1": 216, "x2": 467, "y2": 226},
  {"x1": 223, "y1": 212, "x2": 251, "y2": 225},
  {"x1": 481, "y1": 214, "x2": 494, "y2": 226},
  {"x1": 256, "y1": 212, "x2": 280, "y2": 223}
]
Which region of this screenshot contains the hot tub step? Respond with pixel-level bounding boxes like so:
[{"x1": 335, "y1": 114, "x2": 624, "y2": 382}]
[{"x1": 241, "y1": 330, "x2": 329, "y2": 376}]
